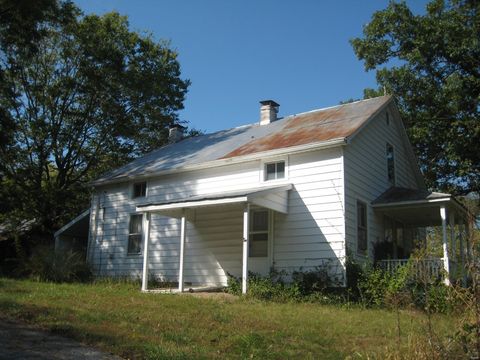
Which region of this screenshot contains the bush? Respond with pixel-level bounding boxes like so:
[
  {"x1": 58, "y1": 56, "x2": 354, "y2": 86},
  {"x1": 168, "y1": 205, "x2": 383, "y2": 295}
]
[
  {"x1": 226, "y1": 268, "x2": 345, "y2": 303},
  {"x1": 226, "y1": 271, "x2": 302, "y2": 302},
  {"x1": 292, "y1": 266, "x2": 329, "y2": 295},
  {"x1": 22, "y1": 246, "x2": 92, "y2": 283},
  {"x1": 357, "y1": 263, "x2": 411, "y2": 307}
]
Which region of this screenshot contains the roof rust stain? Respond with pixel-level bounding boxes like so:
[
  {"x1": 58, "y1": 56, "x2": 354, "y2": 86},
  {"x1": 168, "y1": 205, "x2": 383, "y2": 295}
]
[{"x1": 221, "y1": 100, "x2": 383, "y2": 159}]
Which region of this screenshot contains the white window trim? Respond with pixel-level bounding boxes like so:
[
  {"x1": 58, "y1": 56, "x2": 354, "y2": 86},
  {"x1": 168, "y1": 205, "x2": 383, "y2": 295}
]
[
  {"x1": 386, "y1": 142, "x2": 396, "y2": 186},
  {"x1": 260, "y1": 156, "x2": 289, "y2": 183},
  {"x1": 131, "y1": 181, "x2": 148, "y2": 199},
  {"x1": 356, "y1": 199, "x2": 369, "y2": 257}
]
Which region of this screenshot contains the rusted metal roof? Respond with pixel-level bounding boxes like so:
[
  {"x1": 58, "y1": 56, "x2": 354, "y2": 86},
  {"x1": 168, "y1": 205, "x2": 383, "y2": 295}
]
[
  {"x1": 222, "y1": 96, "x2": 389, "y2": 158},
  {"x1": 93, "y1": 96, "x2": 392, "y2": 185}
]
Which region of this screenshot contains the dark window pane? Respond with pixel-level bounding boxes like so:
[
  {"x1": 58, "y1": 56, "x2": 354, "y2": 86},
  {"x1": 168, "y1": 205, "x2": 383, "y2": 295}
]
[
  {"x1": 252, "y1": 211, "x2": 268, "y2": 231},
  {"x1": 276, "y1": 162, "x2": 285, "y2": 178},
  {"x1": 357, "y1": 201, "x2": 367, "y2": 254},
  {"x1": 357, "y1": 229, "x2": 367, "y2": 252},
  {"x1": 251, "y1": 233, "x2": 268, "y2": 242},
  {"x1": 128, "y1": 234, "x2": 142, "y2": 254},
  {"x1": 386, "y1": 144, "x2": 395, "y2": 184},
  {"x1": 129, "y1": 214, "x2": 143, "y2": 234},
  {"x1": 266, "y1": 163, "x2": 276, "y2": 180},
  {"x1": 249, "y1": 233, "x2": 268, "y2": 257},
  {"x1": 133, "y1": 182, "x2": 146, "y2": 198}
]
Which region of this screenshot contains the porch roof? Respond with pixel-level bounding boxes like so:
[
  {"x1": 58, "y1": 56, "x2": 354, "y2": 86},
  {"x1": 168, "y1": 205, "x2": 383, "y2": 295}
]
[
  {"x1": 371, "y1": 187, "x2": 468, "y2": 227},
  {"x1": 136, "y1": 183, "x2": 293, "y2": 215},
  {"x1": 54, "y1": 209, "x2": 90, "y2": 238}
]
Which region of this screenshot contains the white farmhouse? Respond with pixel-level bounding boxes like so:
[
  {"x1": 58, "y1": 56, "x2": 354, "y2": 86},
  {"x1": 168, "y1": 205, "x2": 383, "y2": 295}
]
[{"x1": 55, "y1": 96, "x2": 472, "y2": 293}]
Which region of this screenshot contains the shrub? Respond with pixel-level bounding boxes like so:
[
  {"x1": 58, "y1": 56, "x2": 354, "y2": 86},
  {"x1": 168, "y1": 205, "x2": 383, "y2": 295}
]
[
  {"x1": 292, "y1": 266, "x2": 329, "y2": 295},
  {"x1": 345, "y1": 256, "x2": 363, "y2": 300},
  {"x1": 357, "y1": 263, "x2": 411, "y2": 308},
  {"x1": 22, "y1": 246, "x2": 92, "y2": 283}
]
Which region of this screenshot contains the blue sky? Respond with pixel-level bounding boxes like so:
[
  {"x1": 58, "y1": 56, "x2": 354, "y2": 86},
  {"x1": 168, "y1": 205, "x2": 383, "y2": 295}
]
[{"x1": 76, "y1": 0, "x2": 428, "y2": 133}]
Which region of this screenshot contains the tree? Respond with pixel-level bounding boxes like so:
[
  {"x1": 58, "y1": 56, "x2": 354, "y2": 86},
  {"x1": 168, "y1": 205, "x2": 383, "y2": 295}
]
[
  {"x1": 0, "y1": 0, "x2": 76, "y2": 50},
  {"x1": 351, "y1": 0, "x2": 479, "y2": 195},
  {"x1": 0, "y1": 3, "x2": 190, "y2": 244}
]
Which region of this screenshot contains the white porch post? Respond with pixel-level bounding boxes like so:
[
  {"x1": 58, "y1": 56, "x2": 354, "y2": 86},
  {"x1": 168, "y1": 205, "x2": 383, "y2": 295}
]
[
  {"x1": 449, "y1": 212, "x2": 457, "y2": 282},
  {"x1": 141, "y1": 212, "x2": 151, "y2": 292},
  {"x1": 459, "y1": 222, "x2": 466, "y2": 286},
  {"x1": 242, "y1": 203, "x2": 250, "y2": 294},
  {"x1": 450, "y1": 212, "x2": 456, "y2": 262},
  {"x1": 440, "y1": 206, "x2": 450, "y2": 286},
  {"x1": 178, "y1": 209, "x2": 186, "y2": 292}
]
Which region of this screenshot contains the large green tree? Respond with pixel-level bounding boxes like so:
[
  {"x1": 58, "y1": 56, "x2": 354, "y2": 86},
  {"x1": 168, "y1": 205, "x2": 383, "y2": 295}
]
[
  {"x1": 351, "y1": 0, "x2": 479, "y2": 195},
  {"x1": 0, "y1": 2, "x2": 190, "y2": 239}
]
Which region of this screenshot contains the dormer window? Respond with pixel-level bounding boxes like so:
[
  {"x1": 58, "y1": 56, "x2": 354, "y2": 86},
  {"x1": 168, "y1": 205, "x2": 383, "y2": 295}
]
[
  {"x1": 265, "y1": 161, "x2": 285, "y2": 181},
  {"x1": 133, "y1": 181, "x2": 147, "y2": 198}
]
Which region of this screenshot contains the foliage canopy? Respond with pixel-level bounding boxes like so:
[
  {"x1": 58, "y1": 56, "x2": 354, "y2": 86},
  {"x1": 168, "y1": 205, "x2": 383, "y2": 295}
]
[
  {"x1": 0, "y1": 1, "x2": 190, "y2": 238},
  {"x1": 351, "y1": 0, "x2": 479, "y2": 195}
]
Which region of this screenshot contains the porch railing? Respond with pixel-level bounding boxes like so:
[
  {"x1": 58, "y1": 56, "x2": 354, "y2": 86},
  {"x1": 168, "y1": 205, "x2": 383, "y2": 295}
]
[{"x1": 377, "y1": 258, "x2": 446, "y2": 280}]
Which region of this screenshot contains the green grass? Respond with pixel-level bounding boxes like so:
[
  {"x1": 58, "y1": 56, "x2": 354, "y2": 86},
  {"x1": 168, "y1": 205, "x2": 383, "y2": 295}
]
[{"x1": 0, "y1": 278, "x2": 456, "y2": 359}]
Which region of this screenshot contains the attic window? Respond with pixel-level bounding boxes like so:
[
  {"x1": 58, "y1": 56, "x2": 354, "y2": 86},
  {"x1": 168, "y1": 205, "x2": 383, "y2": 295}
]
[
  {"x1": 265, "y1": 161, "x2": 285, "y2": 181},
  {"x1": 133, "y1": 182, "x2": 147, "y2": 198},
  {"x1": 386, "y1": 112, "x2": 390, "y2": 125}
]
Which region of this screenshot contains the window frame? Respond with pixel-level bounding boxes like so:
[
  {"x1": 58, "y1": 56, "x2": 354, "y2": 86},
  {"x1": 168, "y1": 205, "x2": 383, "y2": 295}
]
[
  {"x1": 356, "y1": 200, "x2": 368, "y2": 256},
  {"x1": 261, "y1": 157, "x2": 288, "y2": 182},
  {"x1": 386, "y1": 143, "x2": 395, "y2": 185},
  {"x1": 127, "y1": 214, "x2": 143, "y2": 255},
  {"x1": 132, "y1": 181, "x2": 147, "y2": 199},
  {"x1": 249, "y1": 209, "x2": 269, "y2": 258}
]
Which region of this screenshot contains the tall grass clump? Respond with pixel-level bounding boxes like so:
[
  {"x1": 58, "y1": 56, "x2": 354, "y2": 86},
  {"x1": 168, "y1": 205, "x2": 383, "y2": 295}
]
[{"x1": 21, "y1": 246, "x2": 92, "y2": 283}]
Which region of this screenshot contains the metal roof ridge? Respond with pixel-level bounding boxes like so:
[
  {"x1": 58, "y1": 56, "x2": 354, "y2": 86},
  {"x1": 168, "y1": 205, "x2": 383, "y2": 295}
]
[{"x1": 282, "y1": 95, "x2": 391, "y2": 120}]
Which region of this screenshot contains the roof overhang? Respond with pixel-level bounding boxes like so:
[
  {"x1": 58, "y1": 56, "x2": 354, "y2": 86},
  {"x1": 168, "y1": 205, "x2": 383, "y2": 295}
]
[
  {"x1": 136, "y1": 184, "x2": 293, "y2": 216},
  {"x1": 54, "y1": 209, "x2": 90, "y2": 238},
  {"x1": 371, "y1": 187, "x2": 471, "y2": 227}
]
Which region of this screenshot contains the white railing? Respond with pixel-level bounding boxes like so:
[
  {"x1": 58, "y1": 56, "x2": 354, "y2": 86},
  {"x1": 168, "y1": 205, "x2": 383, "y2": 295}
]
[{"x1": 378, "y1": 258, "x2": 445, "y2": 280}]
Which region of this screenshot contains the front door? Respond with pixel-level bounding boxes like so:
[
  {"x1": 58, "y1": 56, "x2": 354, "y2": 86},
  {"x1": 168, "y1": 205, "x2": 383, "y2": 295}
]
[{"x1": 248, "y1": 209, "x2": 271, "y2": 276}]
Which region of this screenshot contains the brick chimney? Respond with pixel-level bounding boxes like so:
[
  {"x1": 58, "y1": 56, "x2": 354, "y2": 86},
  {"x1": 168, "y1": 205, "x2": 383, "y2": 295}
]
[
  {"x1": 168, "y1": 124, "x2": 185, "y2": 143},
  {"x1": 259, "y1": 100, "x2": 280, "y2": 125}
]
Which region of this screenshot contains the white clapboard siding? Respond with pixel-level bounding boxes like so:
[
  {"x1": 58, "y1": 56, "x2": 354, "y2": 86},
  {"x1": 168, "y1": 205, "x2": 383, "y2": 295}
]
[
  {"x1": 343, "y1": 106, "x2": 422, "y2": 261},
  {"x1": 88, "y1": 146, "x2": 347, "y2": 286}
]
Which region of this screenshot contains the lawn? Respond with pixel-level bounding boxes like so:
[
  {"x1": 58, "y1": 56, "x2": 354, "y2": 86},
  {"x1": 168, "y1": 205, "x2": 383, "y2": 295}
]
[{"x1": 0, "y1": 278, "x2": 455, "y2": 359}]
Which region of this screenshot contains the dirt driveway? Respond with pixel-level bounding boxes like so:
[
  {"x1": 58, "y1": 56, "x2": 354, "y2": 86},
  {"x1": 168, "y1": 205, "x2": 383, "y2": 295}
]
[{"x1": 0, "y1": 318, "x2": 122, "y2": 359}]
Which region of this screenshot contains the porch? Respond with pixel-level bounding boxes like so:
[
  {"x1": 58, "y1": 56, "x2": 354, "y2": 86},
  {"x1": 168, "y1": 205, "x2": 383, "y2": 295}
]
[
  {"x1": 136, "y1": 184, "x2": 293, "y2": 294},
  {"x1": 372, "y1": 187, "x2": 473, "y2": 285}
]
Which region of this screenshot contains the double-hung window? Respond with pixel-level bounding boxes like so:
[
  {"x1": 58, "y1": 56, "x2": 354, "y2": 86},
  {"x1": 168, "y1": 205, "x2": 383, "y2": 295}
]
[
  {"x1": 249, "y1": 209, "x2": 269, "y2": 257},
  {"x1": 357, "y1": 201, "x2": 368, "y2": 255},
  {"x1": 128, "y1": 214, "x2": 143, "y2": 255},
  {"x1": 265, "y1": 161, "x2": 285, "y2": 181}
]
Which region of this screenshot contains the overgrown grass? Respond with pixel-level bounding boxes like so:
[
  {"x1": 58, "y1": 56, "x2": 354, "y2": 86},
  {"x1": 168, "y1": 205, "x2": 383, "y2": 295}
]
[{"x1": 0, "y1": 278, "x2": 458, "y2": 359}]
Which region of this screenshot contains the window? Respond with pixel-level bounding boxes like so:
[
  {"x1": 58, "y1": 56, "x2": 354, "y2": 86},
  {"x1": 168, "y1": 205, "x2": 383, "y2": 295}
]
[
  {"x1": 249, "y1": 210, "x2": 268, "y2": 257},
  {"x1": 265, "y1": 161, "x2": 285, "y2": 181},
  {"x1": 386, "y1": 111, "x2": 390, "y2": 125},
  {"x1": 357, "y1": 201, "x2": 367, "y2": 255},
  {"x1": 128, "y1": 214, "x2": 143, "y2": 254},
  {"x1": 386, "y1": 143, "x2": 395, "y2": 185},
  {"x1": 133, "y1": 181, "x2": 147, "y2": 198}
]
